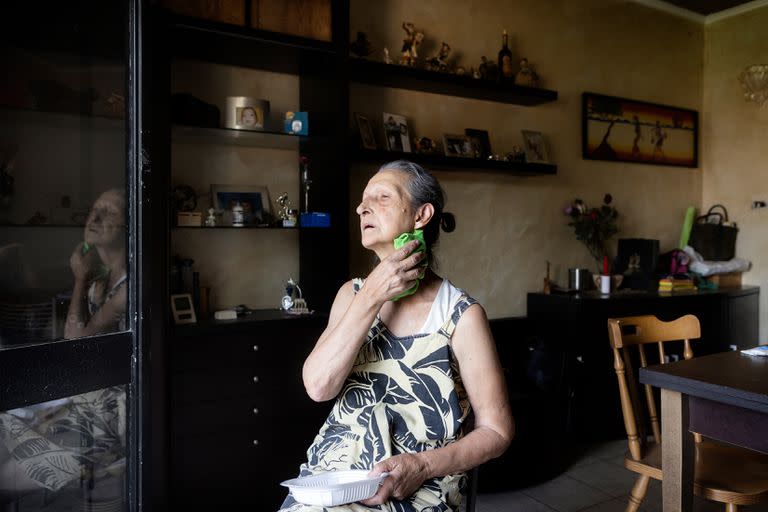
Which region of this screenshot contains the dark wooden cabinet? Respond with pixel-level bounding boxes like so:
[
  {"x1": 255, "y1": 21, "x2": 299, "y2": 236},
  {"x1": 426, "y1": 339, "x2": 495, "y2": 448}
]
[
  {"x1": 526, "y1": 287, "x2": 760, "y2": 441},
  {"x1": 169, "y1": 314, "x2": 330, "y2": 508}
]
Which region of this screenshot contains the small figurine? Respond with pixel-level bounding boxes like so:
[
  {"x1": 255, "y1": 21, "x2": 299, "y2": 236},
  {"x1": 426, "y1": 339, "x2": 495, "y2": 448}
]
[
  {"x1": 383, "y1": 47, "x2": 393, "y2": 64},
  {"x1": 232, "y1": 201, "x2": 245, "y2": 227},
  {"x1": 504, "y1": 145, "x2": 526, "y2": 163},
  {"x1": 413, "y1": 136, "x2": 437, "y2": 154},
  {"x1": 281, "y1": 277, "x2": 311, "y2": 314},
  {"x1": 471, "y1": 67, "x2": 480, "y2": 79},
  {"x1": 455, "y1": 66, "x2": 466, "y2": 76},
  {"x1": 514, "y1": 58, "x2": 540, "y2": 88},
  {"x1": 350, "y1": 31, "x2": 373, "y2": 58},
  {"x1": 425, "y1": 42, "x2": 451, "y2": 72},
  {"x1": 204, "y1": 207, "x2": 217, "y2": 227},
  {"x1": 543, "y1": 261, "x2": 552, "y2": 295},
  {"x1": 276, "y1": 193, "x2": 295, "y2": 227},
  {"x1": 400, "y1": 22, "x2": 424, "y2": 66},
  {"x1": 478, "y1": 56, "x2": 498, "y2": 81}
]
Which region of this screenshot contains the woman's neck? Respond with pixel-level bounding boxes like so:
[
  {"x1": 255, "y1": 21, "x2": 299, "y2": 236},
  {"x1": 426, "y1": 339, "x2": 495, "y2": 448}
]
[{"x1": 96, "y1": 246, "x2": 126, "y2": 286}]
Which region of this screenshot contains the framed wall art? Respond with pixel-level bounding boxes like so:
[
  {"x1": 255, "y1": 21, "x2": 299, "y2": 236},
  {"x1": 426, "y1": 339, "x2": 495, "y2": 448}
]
[{"x1": 582, "y1": 92, "x2": 698, "y2": 168}]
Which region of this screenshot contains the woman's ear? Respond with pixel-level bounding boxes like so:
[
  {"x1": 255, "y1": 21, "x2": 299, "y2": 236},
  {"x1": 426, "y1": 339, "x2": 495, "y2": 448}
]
[{"x1": 414, "y1": 203, "x2": 435, "y2": 230}]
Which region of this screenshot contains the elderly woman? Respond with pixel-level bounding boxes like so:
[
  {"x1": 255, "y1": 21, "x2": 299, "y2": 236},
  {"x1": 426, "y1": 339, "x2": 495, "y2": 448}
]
[
  {"x1": 64, "y1": 188, "x2": 127, "y2": 338},
  {"x1": 280, "y1": 161, "x2": 513, "y2": 511}
]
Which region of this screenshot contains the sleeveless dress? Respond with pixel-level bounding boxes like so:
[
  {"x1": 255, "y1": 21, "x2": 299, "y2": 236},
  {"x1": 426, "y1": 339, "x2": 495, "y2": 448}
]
[{"x1": 279, "y1": 278, "x2": 478, "y2": 512}]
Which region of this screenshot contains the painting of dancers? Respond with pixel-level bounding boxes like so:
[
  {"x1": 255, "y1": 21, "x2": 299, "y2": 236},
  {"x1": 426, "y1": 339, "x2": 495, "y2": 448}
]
[{"x1": 582, "y1": 93, "x2": 698, "y2": 168}]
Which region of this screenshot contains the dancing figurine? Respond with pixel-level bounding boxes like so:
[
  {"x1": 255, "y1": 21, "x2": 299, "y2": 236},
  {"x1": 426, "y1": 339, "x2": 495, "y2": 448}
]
[{"x1": 400, "y1": 22, "x2": 424, "y2": 66}]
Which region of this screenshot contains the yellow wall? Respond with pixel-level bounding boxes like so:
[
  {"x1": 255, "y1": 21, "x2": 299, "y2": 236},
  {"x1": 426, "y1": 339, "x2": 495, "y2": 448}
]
[
  {"x1": 349, "y1": 0, "x2": 704, "y2": 318},
  {"x1": 703, "y1": 7, "x2": 768, "y2": 343}
]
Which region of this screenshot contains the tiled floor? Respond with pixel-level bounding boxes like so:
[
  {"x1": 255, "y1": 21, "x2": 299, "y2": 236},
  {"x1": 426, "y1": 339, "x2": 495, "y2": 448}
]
[{"x1": 476, "y1": 439, "x2": 768, "y2": 512}]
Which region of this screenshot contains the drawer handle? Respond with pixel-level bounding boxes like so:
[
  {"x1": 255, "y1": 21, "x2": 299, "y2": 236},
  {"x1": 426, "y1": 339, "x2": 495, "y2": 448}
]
[
  {"x1": 253, "y1": 407, "x2": 259, "y2": 415},
  {"x1": 252, "y1": 439, "x2": 259, "y2": 446},
  {"x1": 253, "y1": 345, "x2": 259, "y2": 352},
  {"x1": 252, "y1": 376, "x2": 259, "y2": 384}
]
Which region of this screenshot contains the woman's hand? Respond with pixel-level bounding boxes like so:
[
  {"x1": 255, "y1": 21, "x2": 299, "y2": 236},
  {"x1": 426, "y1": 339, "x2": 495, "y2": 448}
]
[
  {"x1": 69, "y1": 243, "x2": 99, "y2": 282},
  {"x1": 360, "y1": 453, "x2": 430, "y2": 505},
  {"x1": 358, "y1": 240, "x2": 425, "y2": 305}
]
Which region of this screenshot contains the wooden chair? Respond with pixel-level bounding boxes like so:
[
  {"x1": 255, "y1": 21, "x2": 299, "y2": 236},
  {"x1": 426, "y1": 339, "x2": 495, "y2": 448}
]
[{"x1": 607, "y1": 314, "x2": 768, "y2": 512}]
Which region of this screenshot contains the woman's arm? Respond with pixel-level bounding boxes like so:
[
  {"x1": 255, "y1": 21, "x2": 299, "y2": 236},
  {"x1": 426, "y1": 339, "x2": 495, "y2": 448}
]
[
  {"x1": 362, "y1": 303, "x2": 514, "y2": 504},
  {"x1": 303, "y1": 240, "x2": 425, "y2": 402},
  {"x1": 64, "y1": 284, "x2": 126, "y2": 339}
]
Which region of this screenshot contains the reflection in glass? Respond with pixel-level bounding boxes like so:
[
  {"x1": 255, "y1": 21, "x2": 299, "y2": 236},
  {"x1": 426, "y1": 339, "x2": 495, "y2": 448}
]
[
  {"x1": 0, "y1": 386, "x2": 127, "y2": 511},
  {"x1": 0, "y1": 2, "x2": 128, "y2": 347}
]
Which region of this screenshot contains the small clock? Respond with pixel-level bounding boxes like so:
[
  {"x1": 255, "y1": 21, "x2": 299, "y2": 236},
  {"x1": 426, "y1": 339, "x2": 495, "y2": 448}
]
[{"x1": 171, "y1": 293, "x2": 197, "y2": 325}]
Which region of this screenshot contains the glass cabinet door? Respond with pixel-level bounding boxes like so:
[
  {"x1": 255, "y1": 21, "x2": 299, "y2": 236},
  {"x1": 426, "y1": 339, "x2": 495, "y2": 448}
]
[{"x1": 0, "y1": 2, "x2": 142, "y2": 510}]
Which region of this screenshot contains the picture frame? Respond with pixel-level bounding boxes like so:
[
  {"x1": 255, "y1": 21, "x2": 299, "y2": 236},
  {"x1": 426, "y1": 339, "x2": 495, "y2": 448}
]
[
  {"x1": 521, "y1": 130, "x2": 549, "y2": 163},
  {"x1": 225, "y1": 96, "x2": 270, "y2": 131},
  {"x1": 170, "y1": 293, "x2": 197, "y2": 325},
  {"x1": 355, "y1": 113, "x2": 377, "y2": 150},
  {"x1": 442, "y1": 134, "x2": 474, "y2": 158},
  {"x1": 210, "y1": 184, "x2": 271, "y2": 225},
  {"x1": 382, "y1": 112, "x2": 411, "y2": 153},
  {"x1": 464, "y1": 128, "x2": 492, "y2": 159},
  {"x1": 582, "y1": 92, "x2": 698, "y2": 168}
]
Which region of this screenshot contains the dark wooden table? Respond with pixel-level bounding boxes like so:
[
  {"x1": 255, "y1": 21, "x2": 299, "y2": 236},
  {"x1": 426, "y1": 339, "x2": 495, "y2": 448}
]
[{"x1": 640, "y1": 350, "x2": 768, "y2": 512}]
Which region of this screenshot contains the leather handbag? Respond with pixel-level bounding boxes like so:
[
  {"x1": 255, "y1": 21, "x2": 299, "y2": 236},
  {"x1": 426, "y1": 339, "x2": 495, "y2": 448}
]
[{"x1": 688, "y1": 204, "x2": 738, "y2": 261}]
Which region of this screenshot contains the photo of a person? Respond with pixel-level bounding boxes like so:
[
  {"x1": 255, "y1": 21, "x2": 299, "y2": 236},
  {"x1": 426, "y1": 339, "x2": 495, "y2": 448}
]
[
  {"x1": 356, "y1": 113, "x2": 377, "y2": 150},
  {"x1": 237, "y1": 106, "x2": 263, "y2": 129},
  {"x1": 382, "y1": 113, "x2": 411, "y2": 153}
]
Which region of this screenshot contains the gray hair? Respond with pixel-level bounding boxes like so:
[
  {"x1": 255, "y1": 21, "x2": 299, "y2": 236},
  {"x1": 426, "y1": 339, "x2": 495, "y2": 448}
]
[{"x1": 378, "y1": 160, "x2": 456, "y2": 267}]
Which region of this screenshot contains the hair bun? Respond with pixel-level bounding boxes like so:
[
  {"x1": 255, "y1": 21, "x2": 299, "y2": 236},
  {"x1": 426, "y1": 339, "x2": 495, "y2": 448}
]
[{"x1": 440, "y1": 212, "x2": 456, "y2": 233}]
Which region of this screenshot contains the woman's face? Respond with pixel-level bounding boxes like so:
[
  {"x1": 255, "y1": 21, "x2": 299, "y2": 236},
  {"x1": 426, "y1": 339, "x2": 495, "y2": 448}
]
[
  {"x1": 356, "y1": 170, "x2": 414, "y2": 254},
  {"x1": 84, "y1": 190, "x2": 126, "y2": 249},
  {"x1": 241, "y1": 108, "x2": 257, "y2": 127}
]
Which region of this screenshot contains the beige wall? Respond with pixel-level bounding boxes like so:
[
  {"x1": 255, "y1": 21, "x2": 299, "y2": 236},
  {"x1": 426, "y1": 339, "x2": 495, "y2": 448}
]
[
  {"x1": 172, "y1": 60, "x2": 300, "y2": 310},
  {"x1": 703, "y1": 7, "x2": 768, "y2": 342},
  {"x1": 349, "y1": 0, "x2": 704, "y2": 318}
]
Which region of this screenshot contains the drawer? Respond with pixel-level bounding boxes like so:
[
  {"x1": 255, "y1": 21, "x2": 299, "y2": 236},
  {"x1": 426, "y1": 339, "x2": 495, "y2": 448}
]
[
  {"x1": 171, "y1": 336, "x2": 282, "y2": 373},
  {"x1": 173, "y1": 396, "x2": 275, "y2": 436},
  {"x1": 172, "y1": 367, "x2": 267, "y2": 404}
]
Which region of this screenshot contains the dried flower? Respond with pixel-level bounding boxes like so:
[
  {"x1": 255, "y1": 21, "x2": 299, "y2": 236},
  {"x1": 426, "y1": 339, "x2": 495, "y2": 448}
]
[{"x1": 564, "y1": 194, "x2": 619, "y2": 272}]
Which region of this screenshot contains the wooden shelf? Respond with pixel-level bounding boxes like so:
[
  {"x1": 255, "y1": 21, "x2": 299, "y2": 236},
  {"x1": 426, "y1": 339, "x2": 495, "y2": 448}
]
[
  {"x1": 172, "y1": 225, "x2": 297, "y2": 230},
  {"x1": 0, "y1": 223, "x2": 85, "y2": 228},
  {"x1": 171, "y1": 15, "x2": 338, "y2": 76},
  {"x1": 171, "y1": 124, "x2": 305, "y2": 149},
  {"x1": 348, "y1": 59, "x2": 558, "y2": 106},
  {"x1": 352, "y1": 148, "x2": 557, "y2": 175}
]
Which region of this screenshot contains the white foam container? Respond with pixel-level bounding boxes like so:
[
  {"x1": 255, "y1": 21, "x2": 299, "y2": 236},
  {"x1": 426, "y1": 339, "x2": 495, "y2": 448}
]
[{"x1": 281, "y1": 470, "x2": 388, "y2": 506}]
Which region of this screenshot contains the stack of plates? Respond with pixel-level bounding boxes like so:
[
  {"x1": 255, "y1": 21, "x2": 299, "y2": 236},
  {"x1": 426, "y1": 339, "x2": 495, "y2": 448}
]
[
  {"x1": 281, "y1": 470, "x2": 388, "y2": 507},
  {"x1": 0, "y1": 300, "x2": 55, "y2": 345}
]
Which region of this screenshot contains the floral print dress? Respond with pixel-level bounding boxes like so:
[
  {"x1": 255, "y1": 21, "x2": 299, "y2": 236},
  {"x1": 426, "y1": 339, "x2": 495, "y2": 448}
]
[{"x1": 279, "y1": 279, "x2": 477, "y2": 512}]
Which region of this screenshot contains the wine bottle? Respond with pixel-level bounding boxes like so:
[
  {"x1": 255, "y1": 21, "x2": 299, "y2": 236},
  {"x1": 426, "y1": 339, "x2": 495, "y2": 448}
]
[{"x1": 498, "y1": 30, "x2": 513, "y2": 81}]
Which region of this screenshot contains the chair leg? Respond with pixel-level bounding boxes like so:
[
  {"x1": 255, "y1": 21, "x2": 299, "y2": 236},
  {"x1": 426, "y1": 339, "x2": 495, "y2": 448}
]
[
  {"x1": 725, "y1": 504, "x2": 737, "y2": 512},
  {"x1": 625, "y1": 475, "x2": 650, "y2": 512}
]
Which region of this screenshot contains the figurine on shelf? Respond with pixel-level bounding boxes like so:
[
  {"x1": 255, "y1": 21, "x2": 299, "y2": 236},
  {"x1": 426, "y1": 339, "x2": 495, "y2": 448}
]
[
  {"x1": 276, "y1": 193, "x2": 296, "y2": 227},
  {"x1": 350, "y1": 31, "x2": 373, "y2": 58},
  {"x1": 425, "y1": 42, "x2": 451, "y2": 72},
  {"x1": 478, "y1": 56, "x2": 498, "y2": 81},
  {"x1": 204, "y1": 207, "x2": 217, "y2": 227},
  {"x1": 383, "y1": 46, "x2": 393, "y2": 64},
  {"x1": 504, "y1": 145, "x2": 526, "y2": 163},
  {"x1": 471, "y1": 67, "x2": 480, "y2": 79},
  {"x1": 455, "y1": 66, "x2": 467, "y2": 76},
  {"x1": 413, "y1": 136, "x2": 437, "y2": 154},
  {"x1": 514, "y1": 58, "x2": 540, "y2": 88},
  {"x1": 300, "y1": 155, "x2": 312, "y2": 213},
  {"x1": 400, "y1": 22, "x2": 424, "y2": 66}
]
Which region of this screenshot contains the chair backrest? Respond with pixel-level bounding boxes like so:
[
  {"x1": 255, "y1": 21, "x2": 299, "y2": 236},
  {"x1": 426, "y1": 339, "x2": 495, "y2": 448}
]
[{"x1": 606, "y1": 314, "x2": 701, "y2": 461}]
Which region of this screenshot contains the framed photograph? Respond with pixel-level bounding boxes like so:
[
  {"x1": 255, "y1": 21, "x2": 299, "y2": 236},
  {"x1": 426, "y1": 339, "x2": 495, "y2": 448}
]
[
  {"x1": 521, "y1": 130, "x2": 549, "y2": 163},
  {"x1": 170, "y1": 293, "x2": 197, "y2": 325},
  {"x1": 355, "y1": 113, "x2": 377, "y2": 150},
  {"x1": 442, "y1": 134, "x2": 473, "y2": 158},
  {"x1": 210, "y1": 184, "x2": 271, "y2": 225},
  {"x1": 382, "y1": 113, "x2": 411, "y2": 153},
  {"x1": 225, "y1": 96, "x2": 270, "y2": 131},
  {"x1": 464, "y1": 128, "x2": 492, "y2": 159},
  {"x1": 582, "y1": 92, "x2": 698, "y2": 167}
]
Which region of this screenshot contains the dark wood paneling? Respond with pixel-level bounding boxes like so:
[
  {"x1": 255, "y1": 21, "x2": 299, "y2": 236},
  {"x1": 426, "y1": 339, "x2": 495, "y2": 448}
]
[
  {"x1": 252, "y1": 0, "x2": 332, "y2": 41},
  {"x1": 161, "y1": 0, "x2": 246, "y2": 25}
]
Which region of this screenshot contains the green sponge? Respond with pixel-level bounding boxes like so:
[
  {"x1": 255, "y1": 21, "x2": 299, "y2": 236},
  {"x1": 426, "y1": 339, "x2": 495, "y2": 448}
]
[{"x1": 391, "y1": 229, "x2": 428, "y2": 301}]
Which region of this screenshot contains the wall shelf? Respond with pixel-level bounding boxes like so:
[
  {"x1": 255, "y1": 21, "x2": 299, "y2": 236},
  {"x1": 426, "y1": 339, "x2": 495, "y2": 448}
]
[
  {"x1": 171, "y1": 124, "x2": 305, "y2": 149},
  {"x1": 352, "y1": 148, "x2": 557, "y2": 175},
  {"x1": 348, "y1": 59, "x2": 558, "y2": 105},
  {"x1": 172, "y1": 225, "x2": 297, "y2": 230}
]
